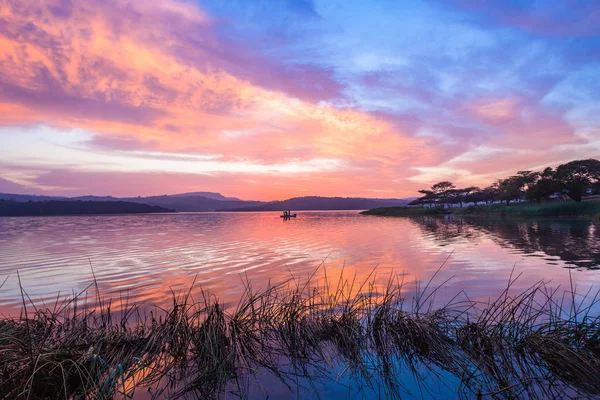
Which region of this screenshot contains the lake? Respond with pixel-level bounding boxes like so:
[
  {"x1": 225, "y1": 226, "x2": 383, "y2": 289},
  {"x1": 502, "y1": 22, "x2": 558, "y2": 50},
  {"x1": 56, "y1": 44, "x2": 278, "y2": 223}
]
[
  {"x1": 1, "y1": 211, "x2": 600, "y2": 399},
  {"x1": 1, "y1": 211, "x2": 599, "y2": 314}
]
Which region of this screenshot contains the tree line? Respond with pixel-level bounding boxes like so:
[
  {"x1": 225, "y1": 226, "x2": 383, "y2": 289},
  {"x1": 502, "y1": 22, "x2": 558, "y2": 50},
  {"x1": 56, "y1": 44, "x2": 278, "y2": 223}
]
[
  {"x1": 0, "y1": 199, "x2": 174, "y2": 216},
  {"x1": 409, "y1": 158, "x2": 600, "y2": 208}
]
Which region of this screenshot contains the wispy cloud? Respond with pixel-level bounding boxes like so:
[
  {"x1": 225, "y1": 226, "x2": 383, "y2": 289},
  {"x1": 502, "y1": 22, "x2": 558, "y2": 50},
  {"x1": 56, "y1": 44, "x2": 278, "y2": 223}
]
[{"x1": 0, "y1": 0, "x2": 598, "y2": 199}]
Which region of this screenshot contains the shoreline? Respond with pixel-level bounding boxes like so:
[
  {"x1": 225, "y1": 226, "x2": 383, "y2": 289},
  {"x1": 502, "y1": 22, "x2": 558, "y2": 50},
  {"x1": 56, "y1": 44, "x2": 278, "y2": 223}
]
[{"x1": 362, "y1": 201, "x2": 600, "y2": 220}]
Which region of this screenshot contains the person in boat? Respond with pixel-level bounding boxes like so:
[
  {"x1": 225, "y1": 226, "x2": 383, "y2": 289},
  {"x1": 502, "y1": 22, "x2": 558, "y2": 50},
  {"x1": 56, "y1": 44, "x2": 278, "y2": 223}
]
[
  {"x1": 282, "y1": 210, "x2": 287, "y2": 216},
  {"x1": 288, "y1": 210, "x2": 291, "y2": 216}
]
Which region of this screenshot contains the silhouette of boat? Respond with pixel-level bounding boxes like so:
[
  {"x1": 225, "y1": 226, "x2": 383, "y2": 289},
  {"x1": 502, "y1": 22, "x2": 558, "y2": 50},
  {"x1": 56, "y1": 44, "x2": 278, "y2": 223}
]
[{"x1": 280, "y1": 214, "x2": 297, "y2": 218}]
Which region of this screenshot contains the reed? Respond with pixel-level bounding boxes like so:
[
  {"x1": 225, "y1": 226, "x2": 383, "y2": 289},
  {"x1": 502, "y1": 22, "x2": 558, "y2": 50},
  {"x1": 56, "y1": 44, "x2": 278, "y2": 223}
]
[
  {"x1": 456, "y1": 201, "x2": 600, "y2": 217},
  {"x1": 1, "y1": 268, "x2": 600, "y2": 399}
]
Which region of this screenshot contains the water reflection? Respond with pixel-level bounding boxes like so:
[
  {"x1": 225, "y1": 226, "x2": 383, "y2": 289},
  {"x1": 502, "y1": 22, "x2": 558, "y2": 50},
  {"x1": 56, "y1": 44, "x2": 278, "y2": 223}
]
[
  {"x1": 410, "y1": 216, "x2": 600, "y2": 269},
  {"x1": 0, "y1": 212, "x2": 599, "y2": 316}
]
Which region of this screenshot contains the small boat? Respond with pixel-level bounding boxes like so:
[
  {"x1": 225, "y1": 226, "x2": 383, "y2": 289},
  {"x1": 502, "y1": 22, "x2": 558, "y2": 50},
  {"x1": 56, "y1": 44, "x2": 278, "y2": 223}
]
[{"x1": 280, "y1": 214, "x2": 297, "y2": 218}]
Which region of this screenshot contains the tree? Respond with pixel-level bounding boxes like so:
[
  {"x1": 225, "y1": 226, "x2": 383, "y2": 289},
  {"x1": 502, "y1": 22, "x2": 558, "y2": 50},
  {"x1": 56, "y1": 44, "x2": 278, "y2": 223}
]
[
  {"x1": 527, "y1": 178, "x2": 560, "y2": 203},
  {"x1": 515, "y1": 171, "x2": 539, "y2": 192},
  {"x1": 555, "y1": 159, "x2": 600, "y2": 202},
  {"x1": 541, "y1": 166, "x2": 554, "y2": 179},
  {"x1": 481, "y1": 186, "x2": 499, "y2": 204},
  {"x1": 493, "y1": 171, "x2": 540, "y2": 206},
  {"x1": 412, "y1": 181, "x2": 456, "y2": 208},
  {"x1": 409, "y1": 189, "x2": 436, "y2": 207},
  {"x1": 450, "y1": 186, "x2": 479, "y2": 207},
  {"x1": 526, "y1": 167, "x2": 558, "y2": 203},
  {"x1": 465, "y1": 186, "x2": 498, "y2": 204},
  {"x1": 494, "y1": 177, "x2": 523, "y2": 205},
  {"x1": 431, "y1": 181, "x2": 455, "y2": 208},
  {"x1": 431, "y1": 181, "x2": 455, "y2": 194},
  {"x1": 407, "y1": 158, "x2": 600, "y2": 208}
]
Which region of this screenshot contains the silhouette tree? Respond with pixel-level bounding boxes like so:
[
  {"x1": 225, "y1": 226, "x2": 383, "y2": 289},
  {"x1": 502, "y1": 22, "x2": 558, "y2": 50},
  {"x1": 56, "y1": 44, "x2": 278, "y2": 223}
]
[
  {"x1": 408, "y1": 158, "x2": 599, "y2": 208},
  {"x1": 526, "y1": 167, "x2": 559, "y2": 203},
  {"x1": 450, "y1": 186, "x2": 479, "y2": 207},
  {"x1": 415, "y1": 189, "x2": 436, "y2": 206},
  {"x1": 555, "y1": 159, "x2": 600, "y2": 202},
  {"x1": 431, "y1": 181, "x2": 456, "y2": 207},
  {"x1": 411, "y1": 181, "x2": 456, "y2": 207},
  {"x1": 431, "y1": 181, "x2": 455, "y2": 194},
  {"x1": 494, "y1": 177, "x2": 523, "y2": 205},
  {"x1": 515, "y1": 171, "x2": 540, "y2": 191}
]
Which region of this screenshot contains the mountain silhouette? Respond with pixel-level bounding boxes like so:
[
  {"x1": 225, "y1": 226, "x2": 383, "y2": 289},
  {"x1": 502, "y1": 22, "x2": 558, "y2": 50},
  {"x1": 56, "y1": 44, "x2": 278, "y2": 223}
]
[{"x1": 0, "y1": 192, "x2": 414, "y2": 212}]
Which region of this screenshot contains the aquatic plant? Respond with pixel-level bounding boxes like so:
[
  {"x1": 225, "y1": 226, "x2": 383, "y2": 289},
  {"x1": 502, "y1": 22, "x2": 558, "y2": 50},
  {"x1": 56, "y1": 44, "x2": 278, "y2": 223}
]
[{"x1": 1, "y1": 269, "x2": 600, "y2": 399}]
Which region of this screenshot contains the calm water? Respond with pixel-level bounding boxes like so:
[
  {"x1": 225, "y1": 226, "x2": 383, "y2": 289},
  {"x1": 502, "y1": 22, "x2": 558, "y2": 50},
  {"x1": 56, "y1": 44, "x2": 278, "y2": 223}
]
[
  {"x1": 1, "y1": 211, "x2": 599, "y2": 314},
  {"x1": 1, "y1": 211, "x2": 599, "y2": 399}
]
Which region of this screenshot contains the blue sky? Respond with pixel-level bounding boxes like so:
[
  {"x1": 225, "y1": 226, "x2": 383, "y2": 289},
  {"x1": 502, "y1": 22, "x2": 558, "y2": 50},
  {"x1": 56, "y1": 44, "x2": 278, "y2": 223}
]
[{"x1": 0, "y1": 0, "x2": 598, "y2": 198}]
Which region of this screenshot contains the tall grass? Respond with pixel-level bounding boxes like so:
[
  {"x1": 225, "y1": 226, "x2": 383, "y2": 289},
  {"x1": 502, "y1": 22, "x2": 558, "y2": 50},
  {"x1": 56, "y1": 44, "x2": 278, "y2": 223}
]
[
  {"x1": 457, "y1": 201, "x2": 600, "y2": 217},
  {"x1": 2, "y1": 268, "x2": 600, "y2": 399}
]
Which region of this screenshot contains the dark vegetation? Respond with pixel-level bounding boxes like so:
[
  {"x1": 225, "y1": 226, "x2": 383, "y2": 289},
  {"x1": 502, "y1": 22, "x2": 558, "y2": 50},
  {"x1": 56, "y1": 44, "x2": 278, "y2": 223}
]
[
  {"x1": 456, "y1": 201, "x2": 600, "y2": 218},
  {"x1": 408, "y1": 159, "x2": 600, "y2": 208},
  {"x1": 2, "y1": 270, "x2": 600, "y2": 399},
  {"x1": 365, "y1": 159, "x2": 600, "y2": 218},
  {"x1": 0, "y1": 199, "x2": 174, "y2": 216},
  {"x1": 363, "y1": 201, "x2": 600, "y2": 219}
]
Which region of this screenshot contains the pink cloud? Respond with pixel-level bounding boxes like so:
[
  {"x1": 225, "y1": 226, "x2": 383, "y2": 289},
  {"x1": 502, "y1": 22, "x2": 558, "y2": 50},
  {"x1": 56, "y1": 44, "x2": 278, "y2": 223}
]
[
  {"x1": 0, "y1": 161, "x2": 431, "y2": 201},
  {"x1": 454, "y1": 93, "x2": 583, "y2": 149},
  {"x1": 0, "y1": 0, "x2": 596, "y2": 199},
  {"x1": 84, "y1": 134, "x2": 162, "y2": 152}
]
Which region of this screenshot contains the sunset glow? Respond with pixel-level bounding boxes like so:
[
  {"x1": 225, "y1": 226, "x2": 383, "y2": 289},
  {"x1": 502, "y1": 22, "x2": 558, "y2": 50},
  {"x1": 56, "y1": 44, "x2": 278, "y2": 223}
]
[{"x1": 1, "y1": 0, "x2": 599, "y2": 200}]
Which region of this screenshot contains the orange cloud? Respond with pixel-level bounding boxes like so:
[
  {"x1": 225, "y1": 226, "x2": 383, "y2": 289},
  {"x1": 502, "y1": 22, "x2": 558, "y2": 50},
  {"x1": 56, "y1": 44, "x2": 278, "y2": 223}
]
[
  {"x1": 1, "y1": 0, "x2": 594, "y2": 199},
  {"x1": 0, "y1": 0, "x2": 444, "y2": 199}
]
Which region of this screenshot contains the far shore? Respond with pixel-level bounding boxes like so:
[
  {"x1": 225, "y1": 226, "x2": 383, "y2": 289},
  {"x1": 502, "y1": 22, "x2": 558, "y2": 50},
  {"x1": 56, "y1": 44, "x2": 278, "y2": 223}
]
[{"x1": 361, "y1": 198, "x2": 600, "y2": 219}]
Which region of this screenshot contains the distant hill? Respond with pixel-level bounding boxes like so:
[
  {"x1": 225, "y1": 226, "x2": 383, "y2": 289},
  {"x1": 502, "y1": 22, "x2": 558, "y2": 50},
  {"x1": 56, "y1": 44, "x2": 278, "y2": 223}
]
[
  {"x1": 118, "y1": 195, "x2": 261, "y2": 212},
  {"x1": 69, "y1": 193, "x2": 254, "y2": 211},
  {"x1": 168, "y1": 192, "x2": 241, "y2": 201},
  {"x1": 1, "y1": 192, "x2": 260, "y2": 212},
  {"x1": 0, "y1": 199, "x2": 174, "y2": 217},
  {"x1": 71, "y1": 196, "x2": 119, "y2": 202},
  {"x1": 0, "y1": 193, "x2": 66, "y2": 202},
  {"x1": 219, "y1": 196, "x2": 414, "y2": 212},
  {"x1": 0, "y1": 192, "x2": 414, "y2": 213}
]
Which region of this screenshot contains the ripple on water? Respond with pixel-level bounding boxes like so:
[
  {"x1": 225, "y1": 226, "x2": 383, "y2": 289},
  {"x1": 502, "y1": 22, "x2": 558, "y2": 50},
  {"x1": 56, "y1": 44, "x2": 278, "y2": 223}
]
[{"x1": 0, "y1": 212, "x2": 600, "y2": 314}]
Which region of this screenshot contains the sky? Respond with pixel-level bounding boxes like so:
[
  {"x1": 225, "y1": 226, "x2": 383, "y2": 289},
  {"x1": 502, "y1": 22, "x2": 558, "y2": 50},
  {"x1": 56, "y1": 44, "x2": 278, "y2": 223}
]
[{"x1": 0, "y1": 0, "x2": 599, "y2": 200}]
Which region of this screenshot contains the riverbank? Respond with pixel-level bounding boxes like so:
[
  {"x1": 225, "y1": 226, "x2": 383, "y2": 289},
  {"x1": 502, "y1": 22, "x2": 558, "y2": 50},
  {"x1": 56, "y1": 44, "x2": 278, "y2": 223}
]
[
  {"x1": 456, "y1": 201, "x2": 600, "y2": 217},
  {"x1": 363, "y1": 200, "x2": 600, "y2": 219},
  {"x1": 2, "y1": 275, "x2": 600, "y2": 399}
]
